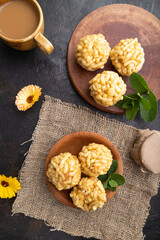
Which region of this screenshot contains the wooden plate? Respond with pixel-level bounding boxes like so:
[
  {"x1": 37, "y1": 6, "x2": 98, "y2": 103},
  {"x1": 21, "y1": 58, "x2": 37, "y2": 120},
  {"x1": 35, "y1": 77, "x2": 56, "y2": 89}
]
[
  {"x1": 67, "y1": 4, "x2": 160, "y2": 114},
  {"x1": 45, "y1": 131, "x2": 123, "y2": 209}
]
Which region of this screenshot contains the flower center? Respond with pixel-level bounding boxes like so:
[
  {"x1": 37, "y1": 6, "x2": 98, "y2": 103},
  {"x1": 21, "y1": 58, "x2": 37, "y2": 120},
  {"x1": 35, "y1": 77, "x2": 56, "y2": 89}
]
[
  {"x1": 27, "y1": 95, "x2": 34, "y2": 103},
  {"x1": 1, "y1": 181, "x2": 9, "y2": 187}
]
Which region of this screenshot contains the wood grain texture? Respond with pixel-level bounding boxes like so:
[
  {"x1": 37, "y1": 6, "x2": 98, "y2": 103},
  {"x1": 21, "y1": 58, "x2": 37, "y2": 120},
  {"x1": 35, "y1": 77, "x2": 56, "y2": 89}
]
[
  {"x1": 0, "y1": 0, "x2": 160, "y2": 240},
  {"x1": 45, "y1": 131, "x2": 123, "y2": 208},
  {"x1": 67, "y1": 4, "x2": 160, "y2": 113}
]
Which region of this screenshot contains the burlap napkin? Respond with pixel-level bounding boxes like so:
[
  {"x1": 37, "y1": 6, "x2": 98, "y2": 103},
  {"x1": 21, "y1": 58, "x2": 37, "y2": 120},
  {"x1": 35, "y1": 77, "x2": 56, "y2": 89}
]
[{"x1": 12, "y1": 96, "x2": 160, "y2": 240}]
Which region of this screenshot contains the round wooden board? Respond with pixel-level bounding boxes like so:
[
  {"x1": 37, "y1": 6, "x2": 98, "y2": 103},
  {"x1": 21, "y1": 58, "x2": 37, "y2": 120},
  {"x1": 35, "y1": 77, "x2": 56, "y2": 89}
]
[
  {"x1": 67, "y1": 4, "x2": 160, "y2": 114},
  {"x1": 45, "y1": 131, "x2": 123, "y2": 209}
]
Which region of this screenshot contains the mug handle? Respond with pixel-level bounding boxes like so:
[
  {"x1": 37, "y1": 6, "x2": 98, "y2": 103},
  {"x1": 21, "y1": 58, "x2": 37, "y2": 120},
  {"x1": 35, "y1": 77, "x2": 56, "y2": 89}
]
[{"x1": 34, "y1": 33, "x2": 54, "y2": 55}]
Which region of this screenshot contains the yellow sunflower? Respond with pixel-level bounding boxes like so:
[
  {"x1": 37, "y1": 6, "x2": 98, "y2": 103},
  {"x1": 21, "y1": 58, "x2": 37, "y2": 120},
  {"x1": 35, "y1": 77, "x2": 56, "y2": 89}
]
[
  {"x1": 0, "y1": 175, "x2": 21, "y2": 199},
  {"x1": 15, "y1": 85, "x2": 42, "y2": 111}
]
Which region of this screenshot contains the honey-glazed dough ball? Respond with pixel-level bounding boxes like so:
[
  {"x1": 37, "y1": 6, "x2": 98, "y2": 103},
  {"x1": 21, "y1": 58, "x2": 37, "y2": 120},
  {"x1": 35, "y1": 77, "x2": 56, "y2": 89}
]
[
  {"x1": 46, "y1": 152, "x2": 81, "y2": 191},
  {"x1": 78, "y1": 143, "x2": 113, "y2": 177},
  {"x1": 75, "y1": 34, "x2": 111, "y2": 71},
  {"x1": 89, "y1": 71, "x2": 126, "y2": 107},
  {"x1": 70, "y1": 177, "x2": 107, "y2": 211},
  {"x1": 110, "y1": 38, "x2": 145, "y2": 76}
]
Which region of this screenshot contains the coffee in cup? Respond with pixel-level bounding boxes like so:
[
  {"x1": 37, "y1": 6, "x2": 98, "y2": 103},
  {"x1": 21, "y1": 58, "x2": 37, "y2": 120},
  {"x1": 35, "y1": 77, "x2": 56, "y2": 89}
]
[{"x1": 0, "y1": 0, "x2": 54, "y2": 55}]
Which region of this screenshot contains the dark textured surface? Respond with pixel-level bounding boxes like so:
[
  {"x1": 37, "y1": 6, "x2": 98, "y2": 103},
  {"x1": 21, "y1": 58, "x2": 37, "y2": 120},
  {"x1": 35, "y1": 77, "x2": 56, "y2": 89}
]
[{"x1": 0, "y1": 0, "x2": 159, "y2": 240}]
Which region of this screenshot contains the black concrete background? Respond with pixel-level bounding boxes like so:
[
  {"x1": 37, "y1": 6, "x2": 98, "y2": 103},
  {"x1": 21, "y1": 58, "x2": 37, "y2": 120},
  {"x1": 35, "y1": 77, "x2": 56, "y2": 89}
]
[{"x1": 0, "y1": 0, "x2": 160, "y2": 239}]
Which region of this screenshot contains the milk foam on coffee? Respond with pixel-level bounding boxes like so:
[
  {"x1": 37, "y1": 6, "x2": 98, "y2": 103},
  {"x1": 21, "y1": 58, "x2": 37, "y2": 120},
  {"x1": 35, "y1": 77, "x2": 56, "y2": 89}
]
[{"x1": 0, "y1": 0, "x2": 39, "y2": 39}]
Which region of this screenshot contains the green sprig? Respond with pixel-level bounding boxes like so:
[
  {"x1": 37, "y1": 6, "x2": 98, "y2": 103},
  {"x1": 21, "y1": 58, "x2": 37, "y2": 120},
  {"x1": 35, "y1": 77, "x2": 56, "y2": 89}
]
[
  {"x1": 116, "y1": 73, "x2": 158, "y2": 122},
  {"x1": 98, "y1": 160, "x2": 125, "y2": 192}
]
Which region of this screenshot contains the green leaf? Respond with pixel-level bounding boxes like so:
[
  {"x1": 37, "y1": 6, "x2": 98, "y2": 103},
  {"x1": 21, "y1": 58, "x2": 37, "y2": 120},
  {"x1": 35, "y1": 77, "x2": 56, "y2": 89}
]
[
  {"x1": 139, "y1": 97, "x2": 151, "y2": 110},
  {"x1": 124, "y1": 93, "x2": 139, "y2": 100},
  {"x1": 126, "y1": 100, "x2": 139, "y2": 121},
  {"x1": 109, "y1": 180, "x2": 118, "y2": 188},
  {"x1": 116, "y1": 98, "x2": 128, "y2": 108},
  {"x1": 108, "y1": 185, "x2": 116, "y2": 192},
  {"x1": 108, "y1": 159, "x2": 118, "y2": 174},
  {"x1": 122, "y1": 101, "x2": 132, "y2": 109},
  {"x1": 103, "y1": 178, "x2": 110, "y2": 189},
  {"x1": 130, "y1": 73, "x2": 150, "y2": 93},
  {"x1": 140, "y1": 91, "x2": 158, "y2": 122},
  {"x1": 116, "y1": 93, "x2": 139, "y2": 109},
  {"x1": 111, "y1": 174, "x2": 125, "y2": 186},
  {"x1": 98, "y1": 173, "x2": 108, "y2": 182}
]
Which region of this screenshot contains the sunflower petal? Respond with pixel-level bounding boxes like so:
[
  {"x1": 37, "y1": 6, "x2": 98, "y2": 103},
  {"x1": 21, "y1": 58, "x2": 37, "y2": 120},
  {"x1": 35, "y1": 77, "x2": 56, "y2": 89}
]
[
  {"x1": 15, "y1": 85, "x2": 42, "y2": 111},
  {"x1": 0, "y1": 174, "x2": 21, "y2": 198}
]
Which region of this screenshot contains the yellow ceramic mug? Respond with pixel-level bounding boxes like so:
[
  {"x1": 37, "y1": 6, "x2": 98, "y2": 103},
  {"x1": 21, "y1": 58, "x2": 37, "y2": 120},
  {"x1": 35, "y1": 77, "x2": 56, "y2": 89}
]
[{"x1": 0, "y1": 0, "x2": 54, "y2": 55}]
